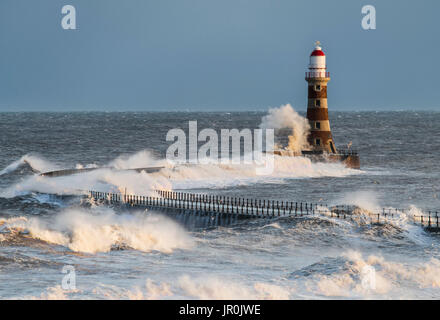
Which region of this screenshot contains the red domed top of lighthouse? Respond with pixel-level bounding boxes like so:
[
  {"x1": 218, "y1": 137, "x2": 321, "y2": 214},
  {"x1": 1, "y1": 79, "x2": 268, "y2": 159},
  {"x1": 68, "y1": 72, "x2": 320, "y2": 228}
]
[
  {"x1": 310, "y1": 49, "x2": 325, "y2": 56},
  {"x1": 310, "y1": 41, "x2": 325, "y2": 56}
]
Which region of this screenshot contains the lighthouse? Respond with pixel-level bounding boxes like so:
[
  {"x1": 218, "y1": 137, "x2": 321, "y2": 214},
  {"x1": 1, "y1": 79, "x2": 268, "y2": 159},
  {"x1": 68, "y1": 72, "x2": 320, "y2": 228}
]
[
  {"x1": 272, "y1": 41, "x2": 360, "y2": 168},
  {"x1": 305, "y1": 41, "x2": 336, "y2": 154}
]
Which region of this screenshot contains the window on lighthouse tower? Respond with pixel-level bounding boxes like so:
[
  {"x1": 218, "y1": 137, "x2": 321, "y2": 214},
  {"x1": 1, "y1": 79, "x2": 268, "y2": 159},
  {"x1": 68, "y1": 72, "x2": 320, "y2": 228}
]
[{"x1": 315, "y1": 100, "x2": 321, "y2": 107}]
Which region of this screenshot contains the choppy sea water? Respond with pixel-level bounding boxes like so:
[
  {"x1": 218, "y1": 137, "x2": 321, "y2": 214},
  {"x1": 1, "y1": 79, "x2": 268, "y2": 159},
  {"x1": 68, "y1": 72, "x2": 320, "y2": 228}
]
[{"x1": 0, "y1": 111, "x2": 439, "y2": 299}]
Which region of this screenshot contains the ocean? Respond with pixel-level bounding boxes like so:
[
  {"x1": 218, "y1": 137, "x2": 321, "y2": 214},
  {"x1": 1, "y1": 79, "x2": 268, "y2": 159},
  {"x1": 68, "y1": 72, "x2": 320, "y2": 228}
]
[{"x1": 0, "y1": 110, "x2": 439, "y2": 299}]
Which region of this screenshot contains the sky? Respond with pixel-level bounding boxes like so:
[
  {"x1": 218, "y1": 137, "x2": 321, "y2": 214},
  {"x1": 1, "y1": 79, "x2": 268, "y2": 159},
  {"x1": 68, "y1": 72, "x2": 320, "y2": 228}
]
[{"x1": 0, "y1": 0, "x2": 439, "y2": 111}]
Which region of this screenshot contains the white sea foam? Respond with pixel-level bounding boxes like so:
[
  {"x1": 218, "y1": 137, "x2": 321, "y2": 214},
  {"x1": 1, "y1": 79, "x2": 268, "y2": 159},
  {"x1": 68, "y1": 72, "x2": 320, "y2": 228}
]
[
  {"x1": 177, "y1": 275, "x2": 291, "y2": 300},
  {"x1": 15, "y1": 250, "x2": 440, "y2": 300},
  {"x1": 0, "y1": 208, "x2": 193, "y2": 254},
  {"x1": 334, "y1": 190, "x2": 381, "y2": 212},
  {"x1": 307, "y1": 250, "x2": 440, "y2": 299},
  {"x1": 0, "y1": 105, "x2": 362, "y2": 197},
  {"x1": 0, "y1": 154, "x2": 58, "y2": 176},
  {"x1": 108, "y1": 150, "x2": 162, "y2": 169},
  {"x1": 315, "y1": 191, "x2": 432, "y2": 245},
  {"x1": 90, "y1": 276, "x2": 291, "y2": 300},
  {"x1": 16, "y1": 286, "x2": 71, "y2": 300},
  {"x1": 0, "y1": 150, "x2": 362, "y2": 198}
]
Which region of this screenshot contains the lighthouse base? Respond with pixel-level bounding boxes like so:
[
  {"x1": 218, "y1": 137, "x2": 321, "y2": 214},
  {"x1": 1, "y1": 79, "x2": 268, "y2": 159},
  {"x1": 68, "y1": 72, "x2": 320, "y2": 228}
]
[
  {"x1": 326, "y1": 153, "x2": 360, "y2": 169},
  {"x1": 272, "y1": 150, "x2": 360, "y2": 169}
]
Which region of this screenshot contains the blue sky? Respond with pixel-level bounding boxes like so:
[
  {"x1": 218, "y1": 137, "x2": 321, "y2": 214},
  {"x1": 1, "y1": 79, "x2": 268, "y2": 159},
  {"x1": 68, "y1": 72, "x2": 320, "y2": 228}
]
[{"x1": 0, "y1": 0, "x2": 438, "y2": 111}]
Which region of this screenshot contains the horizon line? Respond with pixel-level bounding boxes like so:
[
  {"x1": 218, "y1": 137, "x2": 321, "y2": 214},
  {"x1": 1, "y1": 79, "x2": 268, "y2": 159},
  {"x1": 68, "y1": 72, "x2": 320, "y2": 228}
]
[{"x1": 0, "y1": 106, "x2": 438, "y2": 113}]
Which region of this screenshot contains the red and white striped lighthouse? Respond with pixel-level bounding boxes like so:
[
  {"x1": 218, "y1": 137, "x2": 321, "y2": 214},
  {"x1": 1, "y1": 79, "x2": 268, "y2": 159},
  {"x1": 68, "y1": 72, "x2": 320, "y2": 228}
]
[{"x1": 305, "y1": 41, "x2": 336, "y2": 153}]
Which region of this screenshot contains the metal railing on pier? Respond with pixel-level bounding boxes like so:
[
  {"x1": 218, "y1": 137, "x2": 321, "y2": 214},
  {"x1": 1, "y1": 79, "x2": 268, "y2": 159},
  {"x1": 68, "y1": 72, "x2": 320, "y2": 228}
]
[
  {"x1": 87, "y1": 190, "x2": 440, "y2": 231},
  {"x1": 88, "y1": 190, "x2": 321, "y2": 218}
]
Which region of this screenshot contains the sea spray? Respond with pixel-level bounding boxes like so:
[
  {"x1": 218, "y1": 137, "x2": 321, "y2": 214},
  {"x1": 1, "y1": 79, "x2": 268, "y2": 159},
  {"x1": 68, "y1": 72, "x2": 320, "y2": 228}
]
[
  {"x1": 329, "y1": 191, "x2": 431, "y2": 244},
  {"x1": 335, "y1": 191, "x2": 381, "y2": 212},
  {"x1": 259, "y1": 104, "x2": 311, "y2": 152},
  {"x1": 108, "y1": 150, "x2": 162, "y2": 170},
  {"x1": 0, "y1": 154, "x2": 58, "y2": 176},
  {"x1": 0, "y1": 150, "x2": 361, "y2": 198}
]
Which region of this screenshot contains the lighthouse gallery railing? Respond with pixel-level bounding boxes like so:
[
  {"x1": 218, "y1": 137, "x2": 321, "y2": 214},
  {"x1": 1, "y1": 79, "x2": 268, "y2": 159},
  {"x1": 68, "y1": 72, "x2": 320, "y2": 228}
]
[{"x1": 305, "y1": 71, "x2": 330, "y2": 79}]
